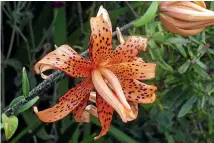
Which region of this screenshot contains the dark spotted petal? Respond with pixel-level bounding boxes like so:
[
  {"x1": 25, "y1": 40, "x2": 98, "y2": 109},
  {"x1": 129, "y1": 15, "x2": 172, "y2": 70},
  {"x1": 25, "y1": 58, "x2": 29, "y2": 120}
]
[
  {"x1": 122, "y1": 79, "x2": 157, "y2": 104},
  {"x1": 34, "y1": 45, "x2": 91, "y2": 79},
  {"x1": 89, "y1": 7, "x2": 113, "y2": 65},
  {"x1": 107, "y1": 61, "x2": 156, "y2": 80},
  {"x1": 109, "y1": 36, "x2": 147, "y2": 64},
  {"x1": 33, "y1": 78, "x2": 93, "y2": 122},
  {"x1": 94, "y1": 93, "x2": 114, "y2": 140},
  {"x1": 72, "y1": 94, "x2": 90, "y2": 121}
]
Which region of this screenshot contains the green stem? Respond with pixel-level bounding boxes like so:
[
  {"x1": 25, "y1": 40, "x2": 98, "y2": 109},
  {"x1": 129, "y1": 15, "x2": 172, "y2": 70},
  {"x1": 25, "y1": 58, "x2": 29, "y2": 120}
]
[{"x1": 5, "y1": 25, "x2": 16, "y2": 62}]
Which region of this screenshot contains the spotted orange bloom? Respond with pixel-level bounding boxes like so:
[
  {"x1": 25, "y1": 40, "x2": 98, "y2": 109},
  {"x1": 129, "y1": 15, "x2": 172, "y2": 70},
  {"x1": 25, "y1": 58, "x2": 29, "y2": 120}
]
[{"x1": 33, "y1": 6, "x2": 157, "y2": 140}]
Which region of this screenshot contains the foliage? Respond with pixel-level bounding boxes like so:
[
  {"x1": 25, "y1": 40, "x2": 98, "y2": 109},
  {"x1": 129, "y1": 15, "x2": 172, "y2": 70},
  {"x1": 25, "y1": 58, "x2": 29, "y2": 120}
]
[{"x1": 1, "y1": 1, "x2": 214, "y2": 143}]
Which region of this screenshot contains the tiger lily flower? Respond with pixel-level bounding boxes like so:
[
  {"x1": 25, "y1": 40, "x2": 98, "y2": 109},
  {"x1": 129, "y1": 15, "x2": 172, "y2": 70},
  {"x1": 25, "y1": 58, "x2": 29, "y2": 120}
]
[
  {"x1": 33, "y1": 6, "x2": 157, "y2": 140},
  {"x1": 159, "y1": 1, "x2": 214, "y2": 36}
]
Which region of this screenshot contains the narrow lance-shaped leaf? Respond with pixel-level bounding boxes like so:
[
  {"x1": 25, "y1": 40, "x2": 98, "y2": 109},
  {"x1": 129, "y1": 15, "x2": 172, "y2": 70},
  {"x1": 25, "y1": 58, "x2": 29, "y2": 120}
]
[
  {"x1": 157, "y1": 59, "x2": 174, "y2": 72},
  {"x1": 192, "y1": 64, "x2": 211, "y2": 80},
  {"x1": 164, "y1": 37, "x2": 190, "y2": 45},
  {"x1": 208, "y1": 113, "x2": 213, "y2": 135},
  {"x1": 195, "y1": 59, "x2": 208, "y2": 70},
  {"x1": 178, "y1": 60, "x2": 191, "y2": 74},
  {"x1": 2, "y1": 113, "x2": 19, "y2": 140},
  {"x1": 9, "y1": 96, "x2": 39, "y2": 115},
  {"x1": 178, "y1": 96, "x2": 197, "y2": 118},
  {"x1": 134, "y1": 1, "x2": 158, "y2": 27},
  {"x1": 22, "y1": 67, "x2": 30, "y2": 97},
  {"x1": 174, "y1": 45, "x2": 187, "y2": 58}
]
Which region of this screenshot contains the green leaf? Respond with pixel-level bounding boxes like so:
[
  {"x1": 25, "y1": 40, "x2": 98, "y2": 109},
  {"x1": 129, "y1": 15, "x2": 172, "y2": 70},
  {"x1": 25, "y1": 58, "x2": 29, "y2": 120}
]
[
  {"x1": 152, "y1": 31, "x2": 166, "y2": 43},
  {"x1": 178, "y1": 96, "x2": 197, "y2": 117},
  {"x1": 178, "y1": 60, "x2": 191, "y2": 74},
  {"x1": 18, "y1": 96, "x2": 39, "y2": 114},
  {"x1": 164, "y1": 37, "x2": 190, "y2": 45},
  {"x1": 79, "y1": 133, "x2": 96, "y2": 143},
  {"x1": 210, "y1": 1, "x2": 214, "y2": 10},
  {"x1": 174, "y1": 45, "x2": 187, "y2": 58},
  {"x1": 195, "y1": 59, "x2": 207, "y2": 70},
  {"x1": 2, "y1": 113, "x2": 19, "y2": 140},
  {"x1": 22, "y1": 67, "x2": 30, "y2": 97},
  {"x1": 192, "y1": 64, "x2": 211, "y2": 80},
  {"x1": 9, "y1": 96, "x2": 39, "y2": 115},
  {"x1": 157, "y1": 60, "x2": 174, "y2": 72},
  {"x1": 208, "y1": 96, "x2": 214, "y2": 106},
  {"x1": 9, "y1": 96, "x2": 25, "y2": 108},
  {"x1": 0, "y1": 123, "x2": 3, "y2": 129},
  {"x1": 133, "y1": 1, "x2": 158, "y2": 27},
  {"x1": 207, "y1": 48, "x2": 214, "y2": 55},
  {"x1": 208, "y1": 113, "x2": 213, "y2": 135}
]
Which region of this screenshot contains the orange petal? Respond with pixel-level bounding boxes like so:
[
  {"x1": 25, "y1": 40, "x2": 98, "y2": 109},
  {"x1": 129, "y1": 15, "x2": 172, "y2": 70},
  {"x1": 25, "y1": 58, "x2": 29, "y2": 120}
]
[
  {"x1": 89, "y1": 7, "x2": 113, "y2": 65},
  {"x1": 121, "y1": 79, "x2": 157, "y2": 104},
  {"x1": 34, "y1": 78, "x2": 93, "y2": 122},
  {"x1": 96, "y1": 6, "x2": 112, "y2": 33},
  {"x1": 94, "y1": 93, "x2": 114, "y2": 140},
  {"x1": 107, "y1": 62, "x2": 156, "y2": 80},
  {"x1": 109, "y1": 36, "x2": 148, "y2": 64},
  {"x1": 72, "y1": 94, "x2": 90, "y2": 122},
  {"x1": 34, "y1": 45, "x2": 91, "y2": 79}
]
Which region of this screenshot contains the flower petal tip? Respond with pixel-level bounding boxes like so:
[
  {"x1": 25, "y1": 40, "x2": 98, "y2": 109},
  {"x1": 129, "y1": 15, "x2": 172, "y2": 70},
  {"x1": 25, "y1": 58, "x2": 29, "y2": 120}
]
[{"x1": 33, "y1": 106, "x2": 38, "y2": 113}]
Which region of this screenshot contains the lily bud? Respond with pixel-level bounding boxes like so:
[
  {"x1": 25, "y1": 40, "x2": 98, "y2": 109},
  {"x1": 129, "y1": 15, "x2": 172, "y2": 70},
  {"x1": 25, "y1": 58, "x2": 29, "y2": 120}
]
[{"x1": 159, "y1": 1, "x2": 214, "y2": 36}]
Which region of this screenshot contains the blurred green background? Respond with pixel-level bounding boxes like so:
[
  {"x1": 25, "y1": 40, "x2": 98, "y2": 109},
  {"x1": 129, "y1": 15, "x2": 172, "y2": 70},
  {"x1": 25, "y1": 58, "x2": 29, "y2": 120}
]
[{"x1": 1, "y1": 1, "x2": 214, "y2": 143}]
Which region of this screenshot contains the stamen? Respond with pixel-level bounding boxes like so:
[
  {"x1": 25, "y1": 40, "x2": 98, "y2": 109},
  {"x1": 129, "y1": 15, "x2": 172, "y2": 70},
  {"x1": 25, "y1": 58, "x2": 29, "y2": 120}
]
[
  {"x1": 99, "y1": 68, "x2": 131, "y2": 110},
  {"x1": 91, "y1": 69, "x2": 127, "y2": 122}
]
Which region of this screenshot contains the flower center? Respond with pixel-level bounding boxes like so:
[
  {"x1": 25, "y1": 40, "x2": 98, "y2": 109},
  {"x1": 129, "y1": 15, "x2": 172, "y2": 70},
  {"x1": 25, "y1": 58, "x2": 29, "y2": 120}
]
[{"x1": 91, "y1": 68, "x2": 135, "y2": 122}]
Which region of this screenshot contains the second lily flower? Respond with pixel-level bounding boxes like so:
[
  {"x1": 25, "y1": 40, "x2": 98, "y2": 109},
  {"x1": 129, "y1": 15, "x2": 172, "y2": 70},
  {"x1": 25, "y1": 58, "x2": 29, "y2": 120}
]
[{"x1": 159, "y1": 1, "x2": 214, "y2": 36}]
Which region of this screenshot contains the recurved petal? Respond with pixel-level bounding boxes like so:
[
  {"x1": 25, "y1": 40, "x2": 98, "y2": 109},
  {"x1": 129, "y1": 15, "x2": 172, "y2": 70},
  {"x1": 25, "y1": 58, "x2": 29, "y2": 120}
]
[
  {"x1": 109, "y1": 36, "x2": 148, "y2": 64},
  {"x1": 107, "y1": 62, "x2": 156, "y2": 80},
  {"x1": 34, "y1": 45, "x2": 91, "y2": 79},
  {"x1": 89, "y1": 7, "x2": 113, "y2": 65},
  {"x1": 34, "y1": 78, "x2": 93, "y2": 122},
  {"x1": 94, "y1": 93, "x2": 114, "y2": 140},
  {"x1": 121, "y1": 79, "x2": 157, "y2": 104}
]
